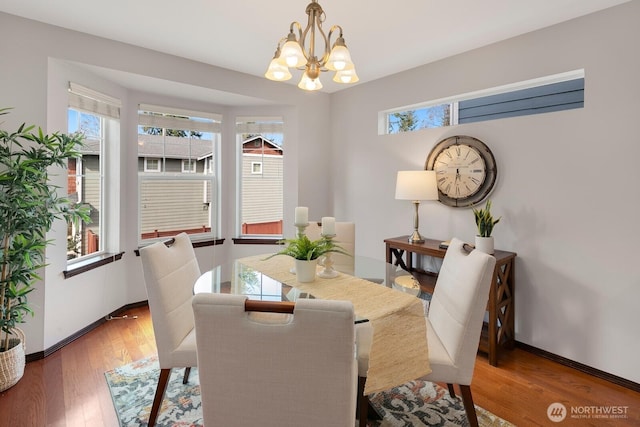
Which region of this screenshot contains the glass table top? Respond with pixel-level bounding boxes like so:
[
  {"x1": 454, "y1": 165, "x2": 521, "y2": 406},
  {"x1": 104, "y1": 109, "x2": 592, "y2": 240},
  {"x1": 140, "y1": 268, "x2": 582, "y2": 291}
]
[{"x1": 193, "y1": 255, "x2": 425, "y2": 303}]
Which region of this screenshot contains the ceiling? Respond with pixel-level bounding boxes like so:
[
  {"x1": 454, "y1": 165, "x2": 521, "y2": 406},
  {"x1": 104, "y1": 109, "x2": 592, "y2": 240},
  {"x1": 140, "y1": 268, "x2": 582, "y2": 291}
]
[{"x1": 0, "y1": 0, "x2": 629, "y2": 102}]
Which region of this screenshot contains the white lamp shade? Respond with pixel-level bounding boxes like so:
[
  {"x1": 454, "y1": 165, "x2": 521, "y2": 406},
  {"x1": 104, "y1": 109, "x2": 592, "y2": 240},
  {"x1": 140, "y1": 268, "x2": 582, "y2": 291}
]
[
  {"x1": 280, "y1": 39, "x2": 306, "y2": 68},
  {"x1": 298, "y1": 72, "x2": 323, "y2": 91},
  {"x1": 395, "y1": 170, "x2": 439, "y2": 201},
  {"x1": 326, "y1": 45, "x2": 353, "y2": 71},
  {"x1": 333, "y1": 68, "x2": 359, "y2": 84},
  {"x1": 264, "y1": 58, "x2": 292, "y2": 81}
]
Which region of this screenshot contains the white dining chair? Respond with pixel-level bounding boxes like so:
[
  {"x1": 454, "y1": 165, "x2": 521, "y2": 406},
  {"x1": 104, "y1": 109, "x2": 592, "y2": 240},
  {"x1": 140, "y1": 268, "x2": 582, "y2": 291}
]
[
  {"x1": 139, "y1": 232, "x2": 201, "y2": 426},
  {"x1": 357, "y1": 237, "x2": 496, "y2": 427},
  {"x1": 306, "y1": 220, "x2": 355, "y2": 274},
  {"x1": 192, "y1": 294, "x2": 358, "y2": 427}
]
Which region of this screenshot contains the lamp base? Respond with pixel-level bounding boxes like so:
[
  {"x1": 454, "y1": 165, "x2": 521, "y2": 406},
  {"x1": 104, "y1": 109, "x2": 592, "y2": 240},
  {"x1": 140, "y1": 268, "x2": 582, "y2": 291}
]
[{"x1": 408, "y1": 230, "x2": 425, "y2": 244}]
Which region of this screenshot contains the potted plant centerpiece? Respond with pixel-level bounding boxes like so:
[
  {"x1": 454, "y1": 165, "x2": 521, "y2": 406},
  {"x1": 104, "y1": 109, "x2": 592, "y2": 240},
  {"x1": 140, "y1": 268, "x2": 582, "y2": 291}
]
[
  {"x1": 472, "y1": 200, "x2": 501, "y2": 254},
  {"x1": 0, "y1": 108, "x2": 90, "y2": 391},
  {"x1": 267, "y1": 234, "x2": 350, "y2": 282}
]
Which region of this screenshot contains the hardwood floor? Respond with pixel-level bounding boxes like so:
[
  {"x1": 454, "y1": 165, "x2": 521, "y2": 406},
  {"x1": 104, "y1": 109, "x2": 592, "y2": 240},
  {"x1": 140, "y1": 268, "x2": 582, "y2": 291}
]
[{"x1": 0, "y1": 305, "x2": 638, "y2": 426}]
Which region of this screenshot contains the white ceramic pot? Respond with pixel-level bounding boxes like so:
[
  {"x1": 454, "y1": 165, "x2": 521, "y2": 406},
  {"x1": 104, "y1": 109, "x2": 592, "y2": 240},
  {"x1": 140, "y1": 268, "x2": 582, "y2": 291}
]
[
  {"x1": 294, "y1": 259, "x2": 318, "y2": 282},
  {"x1": 475, "y1": 236, "x2": 495, "y2": 254}
]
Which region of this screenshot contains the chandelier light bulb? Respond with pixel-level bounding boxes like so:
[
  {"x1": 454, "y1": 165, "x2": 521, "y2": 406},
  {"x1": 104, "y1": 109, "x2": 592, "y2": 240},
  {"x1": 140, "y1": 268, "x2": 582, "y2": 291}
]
[
  {"x1": 280, "y1": 36, "x2": 306, "y2": 68},
  {"x1": 333, "y1": 68, "x2": 359, "y2": 84},
  {"x1": 298, "y1": 72, "x2": 323, "y2": 91}
]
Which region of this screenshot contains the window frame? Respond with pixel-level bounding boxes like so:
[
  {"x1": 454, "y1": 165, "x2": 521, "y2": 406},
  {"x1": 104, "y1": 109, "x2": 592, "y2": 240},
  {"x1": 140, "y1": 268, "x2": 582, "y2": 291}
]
[
  {"x1": 66, "y1": 82, "x2": 121, "y2": 267},
  {"x1": 236, "y1": 116, "x2": 284, "y2": 239},
  {"x1": 144, "y1": 157, "x2": 162, "y2": 172},
  {"x1": 380, "y1": 69, "x2": 585, "y2": 135},
  {"x1": 137, "y1": 104, "x2": 221, "y2": 245}
]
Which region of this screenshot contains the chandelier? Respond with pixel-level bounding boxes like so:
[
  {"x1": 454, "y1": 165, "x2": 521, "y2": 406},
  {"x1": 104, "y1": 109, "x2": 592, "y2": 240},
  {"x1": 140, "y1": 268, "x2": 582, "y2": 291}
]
[{"x1": 264, "y1": 0, "x2": 358, "y2": 91}]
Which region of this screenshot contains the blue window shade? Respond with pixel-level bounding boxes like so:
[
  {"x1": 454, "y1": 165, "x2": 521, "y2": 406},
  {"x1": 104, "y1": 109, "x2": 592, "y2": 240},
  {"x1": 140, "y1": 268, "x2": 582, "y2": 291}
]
[{"x1": 459, "y1": 78, "x2": 584, "y2": 123}]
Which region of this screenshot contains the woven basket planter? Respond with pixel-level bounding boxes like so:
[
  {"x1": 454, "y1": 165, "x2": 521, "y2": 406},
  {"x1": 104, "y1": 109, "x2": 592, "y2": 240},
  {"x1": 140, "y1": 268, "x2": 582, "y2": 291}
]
[{"x1": 0, "y1": 327, "x2": 26, "y2": 392}]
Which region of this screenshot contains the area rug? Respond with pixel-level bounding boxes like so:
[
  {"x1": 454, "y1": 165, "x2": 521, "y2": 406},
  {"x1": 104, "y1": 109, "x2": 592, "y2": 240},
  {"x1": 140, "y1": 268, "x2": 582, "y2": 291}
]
[{"x1": 105, "y1": 356, "x2": 514, "y2": 427}]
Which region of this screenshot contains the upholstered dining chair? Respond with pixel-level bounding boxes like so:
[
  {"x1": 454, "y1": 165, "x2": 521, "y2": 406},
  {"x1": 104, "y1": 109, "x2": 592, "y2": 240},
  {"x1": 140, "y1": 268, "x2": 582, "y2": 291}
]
[
  {"x1": 306, "y1": 220, "x2": 355, "y2": 274},
  {"x1": 139, "y1": 232, "x2": 201, "y2": 427},
  {"x1": 192, "y1": 294, "x2": 358, "y2": 427},
  {"x1": 357, "y1": 237, "x2": 496, "y2": 427},
  {"x1": 306, "y1": 220, "x2": 372, "y2": 425}
]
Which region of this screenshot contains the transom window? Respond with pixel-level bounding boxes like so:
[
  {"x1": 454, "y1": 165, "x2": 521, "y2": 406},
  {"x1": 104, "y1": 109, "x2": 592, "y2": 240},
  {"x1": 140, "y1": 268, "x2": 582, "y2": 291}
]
[{"x1": 380, "y1": 69, "x2": 585, "y2": 135}]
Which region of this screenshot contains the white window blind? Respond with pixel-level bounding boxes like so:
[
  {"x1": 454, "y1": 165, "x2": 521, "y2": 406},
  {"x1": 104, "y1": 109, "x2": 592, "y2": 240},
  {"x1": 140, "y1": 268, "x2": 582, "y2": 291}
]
[
  {"x1": 68, "y1": 82, "x2": 120, "y2": 119},
  {"x1": 139, "y1": 104, "x2": 222, "y2": 133},
  {"x1": 235, "y1": 116, "x2": 284, "y2": 133}
]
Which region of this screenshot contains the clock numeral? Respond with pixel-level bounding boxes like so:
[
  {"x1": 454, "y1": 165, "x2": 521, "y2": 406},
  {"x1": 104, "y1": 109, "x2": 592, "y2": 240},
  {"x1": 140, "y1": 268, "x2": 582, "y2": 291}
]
[
  {"x1": 455, "y1": 146, "x2": 461, "y2": 156},
  {"x1": 470, "y1": 158, "x2": 480, "y2": 164},
  {"x1": 438, "y1": 177, "x2": 447, "y2": 184},
  {"x1": 470, "y1": 177, "x2": 481, "y2": 184}
]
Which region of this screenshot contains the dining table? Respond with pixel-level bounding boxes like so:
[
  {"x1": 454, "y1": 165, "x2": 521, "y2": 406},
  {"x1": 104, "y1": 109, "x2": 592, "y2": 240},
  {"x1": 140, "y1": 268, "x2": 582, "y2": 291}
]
[{"x1": 193, "y1": 253, "x2": 431, "y2": 395}]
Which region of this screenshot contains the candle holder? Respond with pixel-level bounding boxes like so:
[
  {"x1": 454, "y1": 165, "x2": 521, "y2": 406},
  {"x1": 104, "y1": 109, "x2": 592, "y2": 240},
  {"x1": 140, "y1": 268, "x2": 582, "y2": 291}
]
[
  {"x1": 295, "y1": 223, "x2": 308, "y2": 238},
  {"x1": 318, "y1": 234, "x2": 339, "y2": 278}
]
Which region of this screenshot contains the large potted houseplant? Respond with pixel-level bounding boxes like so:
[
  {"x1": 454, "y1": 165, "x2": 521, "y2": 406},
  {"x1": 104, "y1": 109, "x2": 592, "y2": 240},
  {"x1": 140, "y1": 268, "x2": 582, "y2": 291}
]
[
  {"x1": 0, "y1": 108, "x2": 89, "y2": 391},
  {"x1": 267, "y1": 234, "x2": 350, "y2": 282},
  {"x1": 472, "y1": 200, "x2": 501, "y2": 254}
]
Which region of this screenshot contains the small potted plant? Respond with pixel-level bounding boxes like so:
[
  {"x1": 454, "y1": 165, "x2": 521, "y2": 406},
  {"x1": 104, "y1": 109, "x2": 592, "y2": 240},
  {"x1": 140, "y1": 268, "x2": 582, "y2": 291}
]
[
  {"x1": 266, "y1": 234, "x2": 350, "y2": 282},
  {"x1": 472, "y1": 200, "x2": 501, "y2": 254}
]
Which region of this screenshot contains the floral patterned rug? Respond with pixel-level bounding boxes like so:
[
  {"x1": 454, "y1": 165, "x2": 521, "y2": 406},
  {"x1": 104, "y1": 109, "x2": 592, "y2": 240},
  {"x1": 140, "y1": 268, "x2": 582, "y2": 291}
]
[{"x1": 105, "y1": 356, "x2": 514, "y2": 427}]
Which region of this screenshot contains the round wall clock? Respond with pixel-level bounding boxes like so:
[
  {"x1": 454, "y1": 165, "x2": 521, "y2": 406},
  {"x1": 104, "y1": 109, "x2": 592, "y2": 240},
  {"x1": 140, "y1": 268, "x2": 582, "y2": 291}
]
[{"x1": 425, "y1": 135, "x2": 497, "y2": 208}]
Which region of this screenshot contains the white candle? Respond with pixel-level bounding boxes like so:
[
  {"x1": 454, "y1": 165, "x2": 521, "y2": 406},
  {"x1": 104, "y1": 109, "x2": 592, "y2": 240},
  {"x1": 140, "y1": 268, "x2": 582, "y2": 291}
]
[
  {"x1": 321, "y1": 216, "x2": 335, "y2": 235},
  {"x1": 294, "y1": 206, "x2": 309, "y2": 226}
]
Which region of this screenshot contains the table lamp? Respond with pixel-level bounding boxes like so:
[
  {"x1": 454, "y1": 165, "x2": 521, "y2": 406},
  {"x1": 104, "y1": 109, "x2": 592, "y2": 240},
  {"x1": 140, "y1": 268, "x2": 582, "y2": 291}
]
[{"x1": 395, "y1": 170, "x2": 439, "y2": 243}]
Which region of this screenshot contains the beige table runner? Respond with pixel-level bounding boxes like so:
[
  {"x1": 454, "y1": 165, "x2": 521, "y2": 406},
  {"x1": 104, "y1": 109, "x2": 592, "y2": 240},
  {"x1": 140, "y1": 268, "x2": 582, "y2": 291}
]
[{"x1": 238, "y1": 255, "x2": 431, "y2": 394}]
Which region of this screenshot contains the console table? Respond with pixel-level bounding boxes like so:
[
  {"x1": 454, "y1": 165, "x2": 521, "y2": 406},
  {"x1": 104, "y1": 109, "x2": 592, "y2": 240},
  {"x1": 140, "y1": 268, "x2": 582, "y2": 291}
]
[{"x1": 384, "y1": 236, "x2": 516, "y2": 366}]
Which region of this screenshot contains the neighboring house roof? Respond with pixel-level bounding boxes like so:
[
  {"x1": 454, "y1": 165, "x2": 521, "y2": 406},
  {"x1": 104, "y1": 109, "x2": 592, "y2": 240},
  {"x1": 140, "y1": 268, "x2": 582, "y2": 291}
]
[
  {"x1": 242, "y1": 136, "x2": 283, "y2": 156},
  {"x1": 137, "y1": 134, "x2": 213, "y2": 159},
  {"x1": 79, "y1": 135, "x2": 283, "y2": 159}
]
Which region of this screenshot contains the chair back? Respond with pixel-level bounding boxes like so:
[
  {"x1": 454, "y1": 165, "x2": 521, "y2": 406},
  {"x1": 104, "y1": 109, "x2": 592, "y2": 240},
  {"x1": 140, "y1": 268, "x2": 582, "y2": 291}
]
[
  {"x1": 140, "y1": 232, "x2": 201, "y2": 367},
  {"x1": 428, "y1": 237, "x2": 496, "y2": 383},
  {"x1": 192, "y1": 293, "x2": 357, "y2": 427},
  {"x1": 306, "y1": 220, "x2": 355, "y2": 273}
]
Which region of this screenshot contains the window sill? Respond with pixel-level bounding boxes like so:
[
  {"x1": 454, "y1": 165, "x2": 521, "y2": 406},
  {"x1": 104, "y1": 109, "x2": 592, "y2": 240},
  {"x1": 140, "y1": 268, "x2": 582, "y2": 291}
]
[
  {"x1": 63, "y1": 252, "x2": 125, "y2": 279},
  {"x1": 232, "y1": 237, "x2": 282, "y2": 245},
  {"x1": 133, "y1": 237, "x2": 225, "y2": 256}
]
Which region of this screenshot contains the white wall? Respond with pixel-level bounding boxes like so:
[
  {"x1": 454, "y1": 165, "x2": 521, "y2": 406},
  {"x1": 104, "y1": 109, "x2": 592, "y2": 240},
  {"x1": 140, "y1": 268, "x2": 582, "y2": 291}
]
[
  {"x1": 0, "y1": 12, "x2": 332, "y2": 354},
  {"x1": 330, "y1": 2, "x2": 640, "y2": 383}
]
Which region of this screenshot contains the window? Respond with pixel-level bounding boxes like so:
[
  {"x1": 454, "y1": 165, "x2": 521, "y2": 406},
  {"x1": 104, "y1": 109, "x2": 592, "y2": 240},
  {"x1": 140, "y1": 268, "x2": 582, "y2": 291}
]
[
  {"x1": 138, "y1": 104, "x2": 221, "y2": 243},
  {"x1": 67, "y1": 83, "x2": 120, "y2": 262},
  {"x1": 236, "y1": 117, "x2": 284, "y2": 237},
  {"x1": 381, "y1": 70, "x2": 585, "y2": 134},
  {"x1": 251, "y1": 162, "x2": 263, "y2": 174},
  {"x1": 182, "y1": 159, "x2": 197, "y2": 173},
  {"x1": 144, "y1": 158, "x2": 161, "y2": 172}
]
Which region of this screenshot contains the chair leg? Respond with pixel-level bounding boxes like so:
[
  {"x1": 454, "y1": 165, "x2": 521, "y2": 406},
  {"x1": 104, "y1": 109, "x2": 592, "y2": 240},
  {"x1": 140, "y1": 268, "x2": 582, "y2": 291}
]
[
  {"x1": 459, "y1": 384, "x2": 479, "y2": 427},
  {"x1": 447, "y1": 383, "x2": 456, "y2": 398},
  {"x1": 357, "y1": 376, "x2": 368, "y2": 427},
  {"x1": 183, "y1": 367, "x2": 191, "y2": 384},
  {"x1": 148, "y1": 368, "x2": 171, "y2": 427}
]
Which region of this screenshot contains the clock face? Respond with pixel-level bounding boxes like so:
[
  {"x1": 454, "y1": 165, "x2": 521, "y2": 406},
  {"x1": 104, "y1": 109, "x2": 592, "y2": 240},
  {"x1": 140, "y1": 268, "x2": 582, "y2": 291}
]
[{"x1": 426, "y1": 136, "x2": 497, "y2": 208}]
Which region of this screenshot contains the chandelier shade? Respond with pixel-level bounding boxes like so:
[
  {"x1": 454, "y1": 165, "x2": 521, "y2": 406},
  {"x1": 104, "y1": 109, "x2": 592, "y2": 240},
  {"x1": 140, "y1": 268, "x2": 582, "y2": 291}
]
[{"x1": 264, "y1": 0, "x2": 358, "y2": 91}]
